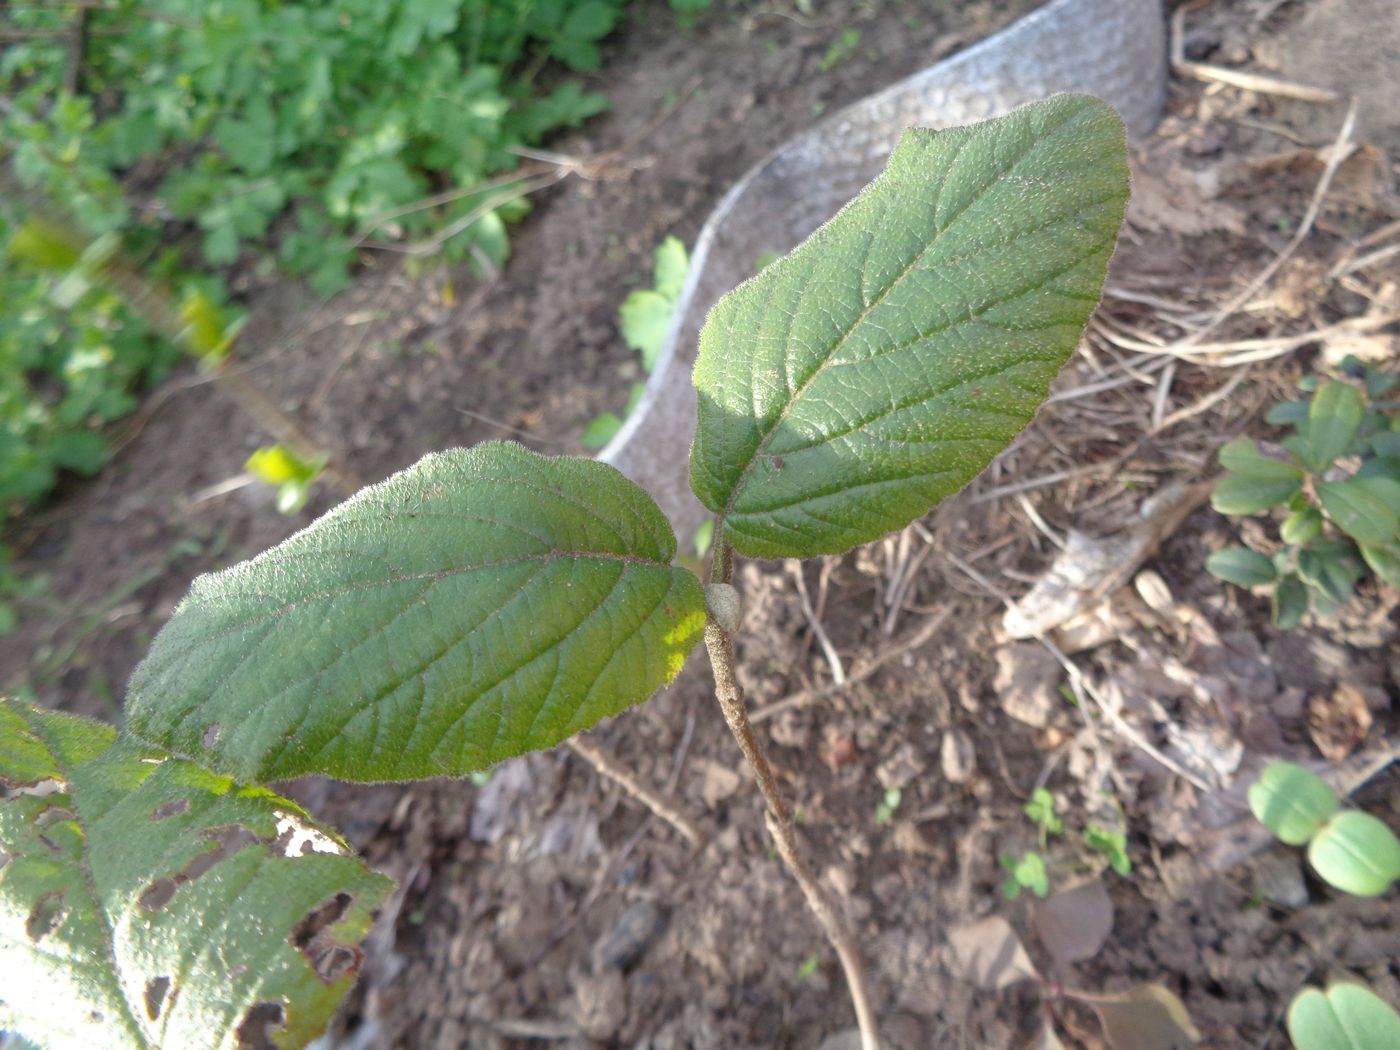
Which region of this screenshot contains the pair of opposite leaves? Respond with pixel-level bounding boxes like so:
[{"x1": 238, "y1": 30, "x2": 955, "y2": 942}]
[{"x1": 126, "y1": 95, "x2": 1130, "y2": 784}]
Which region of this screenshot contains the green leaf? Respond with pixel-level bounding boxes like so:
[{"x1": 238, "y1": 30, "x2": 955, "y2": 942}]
[
  {"x1": 1272, "y1": 573, "x2": 1309, "y2": 629},
  {"x1": 1371, "y1": 431, "x2": 1400, "y2": 459},
  {"x1": 1289, "y1": 984, "x2": 1400, "y2": 1050},
  {"x1": 126, "y1": 443, "x2": 708, "y2": 782},
  {"x1": 1318, "y1": 478, "x2": 1400, "y2": 546},
  {"x1": 1218, "y1": 438, "x2": 1305, "y2": 479},
  {"x1": 245, "y1": 445, "x2": 324, "y2": 488},
  {"x1": 1211, "y1": 473, "x2": 1302, "y2": 516},
  {"x1": 1305, "y1": 381, "x2": 1364, "y2": 469},
  {"x1": 1206, "y1": 546, "x2": 1278, "y2": 587},
  {"x1": 619, "y1": 289, "x2": 674, "y2": 372},
  {"x1": 1360, "y1": 544, "x2": 1400, "y2": 589},
  {"x1": 563, "y1": 0, "x2": 618, "y2": 41},
  {"x1": 1281, "y1": 507, "x2": 1324, "y2": 546},
  {"x1": 1308, "y1": 810, "x2": 1400, "y2": 896},
  {"x1": 1248, "y1": 761, "x2": 1338, "y2": 846},
  {"x1": 581, "y1": 412, "x2": 623, "y2": 450},
  {"x1": 689, "y1": 95, "x2": 1129, "y2": 558},
  {"x1": 1298, "y1": 540, "x2": 1366, "y2": 604},
  {"x1": 0, "y1": 700, "x2": 391, "y2": 1050},
  {"x1": 652, "y1": 235, "x2": 689, "y2": 301},
  {"x1": 1265, "y1": 399, "x2": 1310, "y2": 427}
]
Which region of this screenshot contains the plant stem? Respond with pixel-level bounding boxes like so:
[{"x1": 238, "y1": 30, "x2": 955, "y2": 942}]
[{"x1": 703, "y1": 539, "x2": 880, "y2": 1050}]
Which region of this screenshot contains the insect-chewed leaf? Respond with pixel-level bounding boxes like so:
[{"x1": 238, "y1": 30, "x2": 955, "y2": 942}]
[
  {"x1": 0, "y1": 700, "x2": 391, "y2": 1050},
  {"x1": 125, "y1": 443, "x2": 707, "y2": 782},
  {"x1": 690, "y1": 94, "x2": 1129, "y2": 558}
]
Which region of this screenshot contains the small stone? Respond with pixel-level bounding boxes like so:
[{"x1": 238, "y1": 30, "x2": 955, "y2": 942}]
[
  {"x1": 699, "y1": 760, "x2": 742, "y2": 808},
  {"x1": 1272, "y1": 687, "x2": 1307, "y2": 721},
  {"x1": 940, "y1": 729, "x2": 976, "y2": 784},
  {"x1": 1252, "y1": 852, "x2": 1309, "y2": 909},
  {"x1": 816, "y1": 1030, "x2": 863, "y2": 1050},
  {"x1": 877, "y1": 742, "x2": 927, "y2": 790},
  {"x1": 593, "y1": 900, "x2": 667, "y2": 971},
  {"x1": 571, "y1": 969, "x2": 627, "y2": 1039},
  {"x1": 892, "y1": 820, "x2": 937, "y2": 856},
  {"x1": 993, "y1": 643, "x2": 1062, "y2": 728}
]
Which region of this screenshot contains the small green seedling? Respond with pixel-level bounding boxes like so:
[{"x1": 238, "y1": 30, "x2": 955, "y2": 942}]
[
  {"x1": 952, "y1": 880, "x2": 1199, "y2": 1049},
  {"x1": 1085, "y1": 822, "x2": 1132, "y2": 877},
  {"x1": 1208, "y1": 360, "x2": 1400, "y2": 626},
  {"x1": 1250, "y1": 761, "x2": 1400, "y2": 897},
  {"x1": 1025, "y1": 787, "x2": 1064, "y2": 845},
  {"x1": 1, "y1": 97, "x2": 1130, "y2": 1049},
  {"x1": 819, "y1": 28, "x2": 863, "y2": 73},
  {"x1": 874, "y1": 787, "x2": 903, "y2": 825},
  {"x1": 245, "y1": 444, "x2": 328, "y2": 514},
  {"x1": 1252, "y1": 764, "x2": 1400, "y2": 1046},
  {"x1": 1288, "y1": 982, "x2": 1400, "y2": 1050},
  {"x1": 584, "y1": 235, "x2": 691, "y2": 449},
  {"x1": 1001, "y1": 850, "x2": 1050, "y2": 900}
]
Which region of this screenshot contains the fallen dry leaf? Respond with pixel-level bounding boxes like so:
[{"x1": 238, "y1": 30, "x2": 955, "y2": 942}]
[
  {"x1": 1308, "y1": 683, "x2": 1373, "y2": 762},
  {"x1": 1072, "y1": 982, "x2": 1201, "y2": 1050},
  {"x1": 1035, "y1": 880, "x2": 1115, "y2": 964},
  {"x1": 949, "y1": 915, "x2": 1038, "y2": 991}
]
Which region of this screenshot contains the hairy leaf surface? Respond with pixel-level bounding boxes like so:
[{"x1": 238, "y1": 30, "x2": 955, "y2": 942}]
[
  {"x1": 126, "y1": 443, "x2": 706, "y2": 781},
  {"x1": 0, "y1": 700, "x2": 390, "y2": 1050},
  {"x1": 690, "y1": 95, "x2": 1129, "y2": 557}
]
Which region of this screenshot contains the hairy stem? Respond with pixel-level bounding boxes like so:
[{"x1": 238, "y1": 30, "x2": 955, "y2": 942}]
[{"x1": 704, "y1": 539, "x2": 880, "y2": 1050}]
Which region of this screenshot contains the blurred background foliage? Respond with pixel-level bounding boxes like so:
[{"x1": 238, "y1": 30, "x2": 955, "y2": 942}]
[{"x1": 0, "y1": 0, "x2": 642, "y2": 626}]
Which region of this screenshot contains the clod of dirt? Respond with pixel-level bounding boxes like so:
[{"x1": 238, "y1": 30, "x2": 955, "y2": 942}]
[
  {"x1": 1307, "y1": 682, "x2": 1374, "y2": 762},
  {"x1": 993, "y1": 643, "x2": 1062, "y2": 729},
  {"x1": 940, "y1": 729, "x2": 977, "y2": 784},
  {"x1": 876, "y1": 742, "x2": 927, "y2": 791},
  {"x1": 592, "y1": 899, "x2": 668, "y2": 972},
  {"x1": 1251, "y1": 851, "x2": 1310, "y2": 910},
  {"x1": 570, "y1": 968, "x2": 627, "y2": 1040},
  {"x1": 815, "y1": 1031, "x2": 863, "y2": 1050},
  {"x1": 698, "y1": 760, "x2": 742, "y2": 808}
]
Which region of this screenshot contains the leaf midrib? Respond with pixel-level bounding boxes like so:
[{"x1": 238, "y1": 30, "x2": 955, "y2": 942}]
[
  {"x1": 185, "y1": 548, "x2": 670, "y2": 641},
  {"x1": 715, "y1": 108, "x2": 1084, "y2": 530}
]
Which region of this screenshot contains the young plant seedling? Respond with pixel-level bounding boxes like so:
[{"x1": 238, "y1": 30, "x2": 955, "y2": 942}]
[
  {"x1": 1249, "y1": 762, "x2": 1400, "y2": 1047},
  {"x1": 584, "y1": 235, "x2": 691, "y2": 449},
  {"x1": 1002, "y1": 788, "x2": 1132, "y2": 899},
  {"x1": 951, "y1": 879, "x2": 1199, "y2": 1049},
  {"x1": 1207, "y1": 359, "x2": 1400, "y2": 627},
  {"x1": 1, "y1": 95, "x2": 1129, "y2": 1049},
  {"x1": 1287, "y1": 982, "x2": 1400, "y2": 1050},
  {"x1": 1250, "y1": 761, "x2": 1400, "y2": 897}
]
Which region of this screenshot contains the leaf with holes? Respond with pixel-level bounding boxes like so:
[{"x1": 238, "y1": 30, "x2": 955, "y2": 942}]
[
  {"x1": 689, "y1": 94, "x2": 1129, "y2": 558},
  {"x1": 0, "y1": 699, "x2": 391, "y2": 1050},
  {"x1": 125, "y1": 443, "x2": 708, "y2": 782}
]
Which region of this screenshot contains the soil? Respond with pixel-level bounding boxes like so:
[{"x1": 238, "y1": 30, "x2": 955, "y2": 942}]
[{"x1": 5, "y1": 1, "x2": 1400, "y2": 1048}]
